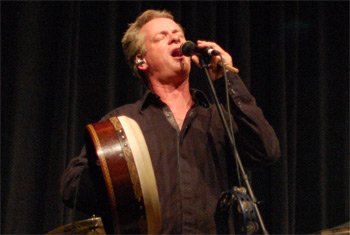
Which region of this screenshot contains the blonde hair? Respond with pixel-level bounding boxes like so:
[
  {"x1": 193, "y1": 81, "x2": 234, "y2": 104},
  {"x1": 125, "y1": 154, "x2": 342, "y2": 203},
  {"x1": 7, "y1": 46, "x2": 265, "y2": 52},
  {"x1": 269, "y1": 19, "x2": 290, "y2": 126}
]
[{"x1": 121, "y1": 9, "x2": 175, "y2": 83}]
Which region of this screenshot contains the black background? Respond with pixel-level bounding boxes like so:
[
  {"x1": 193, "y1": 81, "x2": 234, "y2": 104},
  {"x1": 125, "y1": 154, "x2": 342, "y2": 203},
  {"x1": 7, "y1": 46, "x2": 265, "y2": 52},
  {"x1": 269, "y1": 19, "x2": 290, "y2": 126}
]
[{"x1": 2, "y1": 1, "x2": 349, "y2": 234}]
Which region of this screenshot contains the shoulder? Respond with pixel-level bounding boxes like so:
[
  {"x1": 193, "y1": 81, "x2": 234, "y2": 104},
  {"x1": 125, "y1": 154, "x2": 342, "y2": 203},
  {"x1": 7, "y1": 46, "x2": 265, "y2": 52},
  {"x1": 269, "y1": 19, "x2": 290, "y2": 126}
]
[{"x1": 98, "y1": 100, "x2": 144, "y2": 122}]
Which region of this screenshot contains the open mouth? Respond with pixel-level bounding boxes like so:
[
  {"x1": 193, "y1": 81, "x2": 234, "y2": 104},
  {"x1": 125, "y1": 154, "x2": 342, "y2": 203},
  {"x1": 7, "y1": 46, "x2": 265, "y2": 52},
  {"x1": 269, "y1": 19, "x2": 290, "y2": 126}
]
[{"x1": 171, "y1": 48, "x2": 183, "y2": 57}]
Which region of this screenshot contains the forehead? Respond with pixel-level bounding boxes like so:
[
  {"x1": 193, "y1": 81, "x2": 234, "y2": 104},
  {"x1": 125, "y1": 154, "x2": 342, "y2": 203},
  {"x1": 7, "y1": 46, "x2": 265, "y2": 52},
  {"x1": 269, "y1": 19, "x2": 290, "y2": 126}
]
[{"x1": 140, "y1": 18, "x2": 183, "y2": 36}]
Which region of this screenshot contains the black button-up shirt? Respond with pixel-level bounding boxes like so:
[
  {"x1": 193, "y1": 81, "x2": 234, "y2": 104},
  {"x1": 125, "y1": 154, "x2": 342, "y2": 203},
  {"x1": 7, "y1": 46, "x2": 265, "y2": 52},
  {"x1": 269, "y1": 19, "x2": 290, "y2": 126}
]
[{"x1": 60, "y1": 73, "x2": 280, "y2": 234}]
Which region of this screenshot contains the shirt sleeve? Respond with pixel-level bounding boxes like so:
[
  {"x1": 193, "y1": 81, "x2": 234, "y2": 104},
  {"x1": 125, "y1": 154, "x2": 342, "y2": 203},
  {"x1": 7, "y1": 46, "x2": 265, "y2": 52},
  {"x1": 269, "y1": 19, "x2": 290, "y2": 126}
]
[
  {"x1": 59, "y1": 146, "x2": 109, "y2": 215},
  {"x1": 60, "y1": 109, "x2": 121, "y2": 232},
  {"x1": 214, "y1": 72, "x2": 281, "y2": 167}
]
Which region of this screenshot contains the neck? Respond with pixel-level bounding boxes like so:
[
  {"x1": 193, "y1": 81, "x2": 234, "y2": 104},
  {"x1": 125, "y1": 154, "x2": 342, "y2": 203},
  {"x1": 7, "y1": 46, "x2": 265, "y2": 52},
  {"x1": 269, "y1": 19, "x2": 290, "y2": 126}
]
[
  {"x1": 149, "y1": 77, "x2": 193, "y2": 129},
  {"x1": 153, "y1": 79, "x2": 190, "y2": 100}
]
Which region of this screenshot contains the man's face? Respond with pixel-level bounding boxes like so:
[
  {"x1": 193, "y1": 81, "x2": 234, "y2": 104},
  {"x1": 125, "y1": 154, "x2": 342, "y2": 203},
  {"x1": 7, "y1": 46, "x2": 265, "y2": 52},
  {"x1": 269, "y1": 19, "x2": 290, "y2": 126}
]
[{"x1": 139, "y1": 18, "x2": 191, "y2": 83}]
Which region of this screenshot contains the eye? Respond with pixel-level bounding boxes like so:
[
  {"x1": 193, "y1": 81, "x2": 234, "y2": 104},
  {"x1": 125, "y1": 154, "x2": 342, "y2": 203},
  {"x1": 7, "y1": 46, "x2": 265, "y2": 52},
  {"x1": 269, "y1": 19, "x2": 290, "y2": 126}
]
[
  {"x1": 177, "y1": 32, "x2": 185, "y2": 37},
  {"x1": 173, "y1": 29, "x2": 185, "y2": 39},
  {"x1": 154, "y1": 33, "x2": 166, "y2": 42}
]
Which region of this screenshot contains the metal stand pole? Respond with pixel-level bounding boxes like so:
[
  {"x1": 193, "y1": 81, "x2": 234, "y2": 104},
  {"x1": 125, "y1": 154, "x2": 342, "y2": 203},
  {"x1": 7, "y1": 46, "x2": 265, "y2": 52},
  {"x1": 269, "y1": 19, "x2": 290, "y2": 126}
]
[{"x1": 200, "y1": 57, "x2": 268, "y2": 235}]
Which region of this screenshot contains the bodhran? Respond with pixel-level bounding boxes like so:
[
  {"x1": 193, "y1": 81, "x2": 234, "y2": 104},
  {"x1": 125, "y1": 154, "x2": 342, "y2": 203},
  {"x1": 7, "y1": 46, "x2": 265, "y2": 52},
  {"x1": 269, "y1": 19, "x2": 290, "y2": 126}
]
[
  {"x1": 85, "y1": 116, "x2": 161, "y2": 234},
  {"x1": 47, "y1": 216, "x2": 105, "y2": 234}
]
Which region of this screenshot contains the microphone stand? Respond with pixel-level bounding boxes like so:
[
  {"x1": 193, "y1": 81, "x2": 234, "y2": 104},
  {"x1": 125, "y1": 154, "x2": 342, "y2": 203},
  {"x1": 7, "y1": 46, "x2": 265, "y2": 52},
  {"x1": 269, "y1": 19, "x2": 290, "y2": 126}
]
[{"x1": 199, "y1": 57, "x2": 268, "y2": 235}]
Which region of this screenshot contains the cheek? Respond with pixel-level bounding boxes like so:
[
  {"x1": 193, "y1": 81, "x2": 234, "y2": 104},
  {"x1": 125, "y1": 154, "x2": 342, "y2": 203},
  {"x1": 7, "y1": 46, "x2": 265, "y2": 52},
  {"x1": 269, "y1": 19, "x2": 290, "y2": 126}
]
[{"x1": 147, "y1": 47, "x2": 166, "y2": 62}]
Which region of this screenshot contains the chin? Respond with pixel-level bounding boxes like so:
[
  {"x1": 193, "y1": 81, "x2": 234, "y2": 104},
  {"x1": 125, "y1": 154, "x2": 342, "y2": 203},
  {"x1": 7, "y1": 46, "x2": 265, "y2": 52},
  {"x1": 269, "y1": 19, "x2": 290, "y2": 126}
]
[
  {"x1": 179, "y1": 62, "x2": 191, "y2": 73},
  {"x1": 176, "y1": 71, "x2": 190, "y2": 81}
]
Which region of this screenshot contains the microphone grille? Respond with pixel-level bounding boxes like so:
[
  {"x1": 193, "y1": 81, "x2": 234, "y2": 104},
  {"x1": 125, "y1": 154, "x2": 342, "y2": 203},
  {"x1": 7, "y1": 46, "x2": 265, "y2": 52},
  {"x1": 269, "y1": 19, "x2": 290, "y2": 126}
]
[{"x1": 180, "y1": 41, "x2": 196, "y2": 56}]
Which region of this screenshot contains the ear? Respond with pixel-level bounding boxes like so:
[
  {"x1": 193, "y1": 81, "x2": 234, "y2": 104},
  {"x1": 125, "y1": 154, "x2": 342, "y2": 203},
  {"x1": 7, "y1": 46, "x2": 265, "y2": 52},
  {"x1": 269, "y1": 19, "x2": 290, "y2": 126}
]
[{"x1": 135, "y1": 54, "x2": 148, "y2": 71}]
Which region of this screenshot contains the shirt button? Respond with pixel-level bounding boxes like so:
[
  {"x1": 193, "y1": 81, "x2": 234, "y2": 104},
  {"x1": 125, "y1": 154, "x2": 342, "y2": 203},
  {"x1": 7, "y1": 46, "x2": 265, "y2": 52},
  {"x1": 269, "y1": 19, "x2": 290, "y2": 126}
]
[{"x1": 230, "y1": 88, "x2": 236, "y2": 95}]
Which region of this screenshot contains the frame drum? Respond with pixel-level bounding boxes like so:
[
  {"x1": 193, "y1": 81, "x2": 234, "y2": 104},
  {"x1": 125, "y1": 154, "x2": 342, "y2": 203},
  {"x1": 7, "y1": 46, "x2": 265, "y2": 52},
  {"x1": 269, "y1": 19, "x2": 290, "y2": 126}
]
[{"x1": 86, "y1": 116, "x2": 161, "y2": 234}]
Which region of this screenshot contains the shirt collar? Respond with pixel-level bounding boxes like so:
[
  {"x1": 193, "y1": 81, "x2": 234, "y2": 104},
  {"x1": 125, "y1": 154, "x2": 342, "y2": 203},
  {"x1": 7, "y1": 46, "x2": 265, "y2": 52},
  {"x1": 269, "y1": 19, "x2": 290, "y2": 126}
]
[{"x1": 139, "y1": 88, "x2": 210, "y2": 113}]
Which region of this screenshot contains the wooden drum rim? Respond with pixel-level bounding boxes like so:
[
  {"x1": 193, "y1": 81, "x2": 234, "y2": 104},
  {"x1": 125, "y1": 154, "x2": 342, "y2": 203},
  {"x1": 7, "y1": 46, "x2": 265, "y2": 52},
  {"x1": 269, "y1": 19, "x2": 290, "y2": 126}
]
[{"x1": 86, "y1": 116, "x2": 161, "y2": 234}]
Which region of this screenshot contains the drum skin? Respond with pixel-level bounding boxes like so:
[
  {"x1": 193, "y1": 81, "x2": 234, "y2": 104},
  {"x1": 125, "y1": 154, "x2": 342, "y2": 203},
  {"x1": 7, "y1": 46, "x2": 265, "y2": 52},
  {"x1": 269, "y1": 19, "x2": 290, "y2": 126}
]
[{"x1": 85, "y1": 116, "x2": 161, "y2": 234}]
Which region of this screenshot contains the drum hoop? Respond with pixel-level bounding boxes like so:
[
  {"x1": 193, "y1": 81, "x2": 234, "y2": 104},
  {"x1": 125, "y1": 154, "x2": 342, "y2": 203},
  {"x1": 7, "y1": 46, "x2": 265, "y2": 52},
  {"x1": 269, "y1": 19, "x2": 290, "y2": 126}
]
[
  {"x1": 86, "y1": 124, "x2": 121, "y2": 233},
  {"x1": 86, "y1": 116, "x2": 161, "y2": 234},
  {"x1": 109, "y1": 117, "x2": 143, "y2": 200},
  {"x1": 117, "y1": 116, "x2": 162, "y2": 234}
]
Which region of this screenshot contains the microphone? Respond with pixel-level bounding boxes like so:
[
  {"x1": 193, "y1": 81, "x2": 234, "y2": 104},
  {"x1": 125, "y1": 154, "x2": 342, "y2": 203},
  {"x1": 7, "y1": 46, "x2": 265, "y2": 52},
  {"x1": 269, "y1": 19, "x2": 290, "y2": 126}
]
[
  {"x1": 180, "y1": 41, "x2": 240, "y2": 73},
  {"x1": 180, "y1": 41, "x2": 220, "y2": 57}
]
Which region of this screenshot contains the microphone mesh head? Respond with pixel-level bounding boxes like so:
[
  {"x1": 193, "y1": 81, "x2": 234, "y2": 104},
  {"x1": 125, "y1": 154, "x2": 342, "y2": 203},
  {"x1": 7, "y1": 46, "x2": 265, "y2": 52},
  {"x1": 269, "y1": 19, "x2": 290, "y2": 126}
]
[{"x1": 180, "y1": 41, "x2": 196, "y2": 56}]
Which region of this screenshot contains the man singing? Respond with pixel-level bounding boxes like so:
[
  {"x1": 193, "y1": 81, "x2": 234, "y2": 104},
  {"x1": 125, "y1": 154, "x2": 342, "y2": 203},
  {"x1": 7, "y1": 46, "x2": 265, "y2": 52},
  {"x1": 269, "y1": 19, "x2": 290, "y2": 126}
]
[{"x1": 60, "y1": 9, "x2": 280, "y2": 234}]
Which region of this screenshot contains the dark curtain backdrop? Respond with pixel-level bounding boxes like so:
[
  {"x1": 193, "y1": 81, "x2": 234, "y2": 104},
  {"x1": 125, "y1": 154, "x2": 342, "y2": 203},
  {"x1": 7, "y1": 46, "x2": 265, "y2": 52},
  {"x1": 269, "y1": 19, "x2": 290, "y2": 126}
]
[{"x1": 2, "y1": 1, "x2": 349, "y2": 234}]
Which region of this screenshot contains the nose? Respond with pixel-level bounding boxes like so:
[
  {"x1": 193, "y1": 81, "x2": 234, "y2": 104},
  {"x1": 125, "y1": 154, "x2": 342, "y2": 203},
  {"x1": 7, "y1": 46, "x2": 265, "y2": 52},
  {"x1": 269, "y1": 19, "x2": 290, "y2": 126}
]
[{"x1": 169, "y1": 33, "x2": 181, "y2": 44}]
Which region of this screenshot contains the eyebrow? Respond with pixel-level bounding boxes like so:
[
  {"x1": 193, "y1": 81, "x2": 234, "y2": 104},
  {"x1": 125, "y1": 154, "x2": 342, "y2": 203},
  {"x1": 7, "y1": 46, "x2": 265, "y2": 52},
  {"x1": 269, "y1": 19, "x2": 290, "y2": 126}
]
[
  {"x1": 173, "y1": 28, "x2": 184, "y2": 34},
  {"x1": 156, "y1": 29, "x2": 183, "y2": 35}
]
